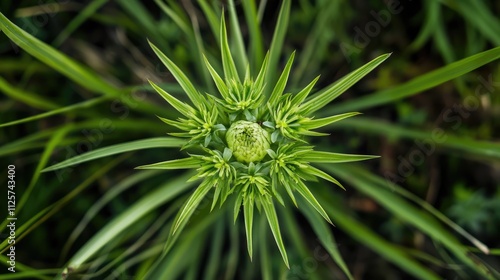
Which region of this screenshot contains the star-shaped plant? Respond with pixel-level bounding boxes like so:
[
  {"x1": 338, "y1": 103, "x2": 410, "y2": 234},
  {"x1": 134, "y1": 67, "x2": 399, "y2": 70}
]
[{"x1": 137, "y1": 16, "x2": 389, "y2": 267}]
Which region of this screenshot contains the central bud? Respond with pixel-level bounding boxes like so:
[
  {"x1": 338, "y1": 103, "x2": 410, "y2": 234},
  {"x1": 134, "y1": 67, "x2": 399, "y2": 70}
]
[{"x1": 226, "y1": 120, "x2": 270, "y2": 163}]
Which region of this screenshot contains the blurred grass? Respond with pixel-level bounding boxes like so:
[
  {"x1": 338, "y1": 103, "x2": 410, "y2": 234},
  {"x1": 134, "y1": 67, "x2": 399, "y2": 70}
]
[{"x1": 1, "y1": 0, "x2": 499, "y2": 279}]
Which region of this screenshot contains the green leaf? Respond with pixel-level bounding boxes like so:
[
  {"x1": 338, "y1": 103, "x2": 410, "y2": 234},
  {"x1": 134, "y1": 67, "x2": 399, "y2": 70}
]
[
  {"x1": 243, "y1": 195, "x2": 255, "y2": 260},
  {"x1": 220, "y1": 15, "x2": 241, "y2": 83},
  {"x1": 409, "y1": 1, "x2": 439, "y2": 51},
  {"x1": 254, "y1": 52, "x2": 270, "y2": 89},
  {"x1": 0, "y1": 96, "x2": 107, "y2": 128},
  {"x1": 280, "y1": 176, "x2": 297, "y2": 207},
  {"x1": 301, "y1": 112, "x2": 361, "y2": 130},
  {"x1": 326, "y1": 46, "x2": 500, "y2": 114},
  {"x1": 260, "y1": 195, "x2": 289, "y2": 268},
  {"x1": 301, "y1": 53, "x2": 391, "y2": 115},
  {"x1": 268, "y1": 51, "x2": 295, "y2": 107},
  {"x1": 241, "y1": 0, "x2": 264, "y2": 72},
  {"x1": 448, "y1": 1, "x2": 500, "y2": 46},
  {"x1": 61, "y1": 170, "x2": 160, "y2": 258},
  {"x1": 52, "y1": 0, "x2": 108, "y2": 47},
  {"x1": 325, "y1": 164, "x2": 492, "y2": 278},
  {"x1": 303, "y1": 151, "x2": 379, "y2": 163},
  {"x1": 197, "y1": 0, "x2": 220, "y2": 42},
  {"x1": 294, "y1": 180, "x2": 332, "y2": 224},
  {"x1": 0, "y1": 76, "x2": 59, "y2": 110},
  {"x1": 136, "y1": 157, "x2": 202, "y2": 170},
  {"x1": 291, "y1": 0, "x2": 340, "y2": 85},
  {"x1": 149, "y1": 80, "x2": 196, "y2": 117},
  {"x1": 265, "y1": 0, "x2": 291, "y2": 98},
  {"x1": 171, "y1": 179, "x2": 214, "y2": 234},
  {"x1": 43, "y1": 137, "x2": 186, "y2": 172},
  {"x1": 290, "y1": 75, "x2": 320, "y2": 107},
  {"x1": 331, "y1": 117, "x2": 500, "y2": 160},
  {"x1": 259, "y1": 215, "x2": 273, "y2": 280},
  {"x1": 318, "y1": 192, "x2": 441, "y2": 280},
  {"x1": 303, "y1": 165, "x2": 345, "y2": 190},
  {"x1": 228, "y1": 0, "x2": 248, "y2": 74},
  {"x1": 148, "y1": 40, "x2": 205, "y2": 107},
  {"x1": 116, "y1": 0, "x2": 169, "y2": 52},
  {"x1": 154, "y1": 0, "x2": 212, "y2": 91},
  {"x1": 67, "y1": 172, "x2": 196, "y2": 270},
  {"x1": 0, "y1": 12, "x2": 123, "y2": 98},
  {"x1": 203, "y1": 55, "x2": 229, "y2": 98},
  {"x1": 300, "y1": 201, "x2": 354, "y2": 280},
  {"x1": 18, "y1": 126, "x2": 70, "y2": 213}
]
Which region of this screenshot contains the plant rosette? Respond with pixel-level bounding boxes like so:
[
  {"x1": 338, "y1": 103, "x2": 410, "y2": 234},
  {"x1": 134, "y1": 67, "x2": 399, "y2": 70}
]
[{"x1": 136, "y1": 15, "x2": 387, "y2": 267}]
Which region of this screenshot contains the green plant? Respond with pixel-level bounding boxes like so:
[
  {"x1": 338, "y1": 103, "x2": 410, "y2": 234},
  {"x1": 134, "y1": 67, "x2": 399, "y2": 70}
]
[
  {"x1": 135, "y1": 16, "x2": 385, "y2": 266},
  {"x1": 1, "y1": 1, "x2": 500, "y2": 279}
]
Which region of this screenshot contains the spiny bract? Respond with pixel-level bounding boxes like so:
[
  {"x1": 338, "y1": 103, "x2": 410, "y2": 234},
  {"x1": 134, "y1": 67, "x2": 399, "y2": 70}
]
[{"x1": 136, "y1": 15, "x2": 388, "y2": 268}]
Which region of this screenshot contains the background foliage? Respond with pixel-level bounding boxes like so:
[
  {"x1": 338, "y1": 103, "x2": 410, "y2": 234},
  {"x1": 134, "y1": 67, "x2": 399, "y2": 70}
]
[{"x1": 1, "y1": 0, "x2": 499, "y2": 279}]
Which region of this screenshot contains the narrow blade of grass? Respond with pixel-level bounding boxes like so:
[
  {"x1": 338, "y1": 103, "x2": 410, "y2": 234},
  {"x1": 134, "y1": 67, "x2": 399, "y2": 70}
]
[
  {"x1": 330, "y1": 117, "x2": 500, "y2": 160},
  {"x1": 318, "y1": 192, "x2": 441, "y2": 280},
  {"x1": 67, "y1": 171, "x2": 196, "y2": 270},
  {"x1": 0, "y1": 12, "x2": 123, "y2": 97},
  {"x1": 242, "y1": 0, "x2": 264, "y2": 72},
  {"x1": 324, "y1": 164, "x2": 493, "y2": 278},
  {"x1": 0, "y1": 96, "x2": 108, "y2": 128},
  {"x1": 52, "y1": 0, "x2": 108, "y2": 47},
  {"x1": 0, "y1": 76, "x2": 59, "y2": 110},
  {"x1": 42, "y1": 137, "x2": 187, "y2": 172},
  {"x1": 299, "y1": 200, "x2": 354, "y2": 280},
  {"x1": 264, "y1": 0, "x2": 290, "y2": 98},
  {"x1": 228, "y1": 0, "x2": 248, "y2": 74},
  {"x1": 326, "y1": 46, "x2": 500, "y2": 114},
  {"x1": 302, "y1": 151, "x2": 379, "y2": 163}
]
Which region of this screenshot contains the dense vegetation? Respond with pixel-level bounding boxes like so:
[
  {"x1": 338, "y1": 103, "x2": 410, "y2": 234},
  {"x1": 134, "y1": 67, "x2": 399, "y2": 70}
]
[{"x1": 1, "y1": 1, "x2": 499, "y2": 279}]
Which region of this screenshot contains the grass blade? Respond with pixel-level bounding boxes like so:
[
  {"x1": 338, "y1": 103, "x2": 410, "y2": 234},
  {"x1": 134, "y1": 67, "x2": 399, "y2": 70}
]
[
  {"x1": 228, "y1": 0, "x2": 248, "y2": 74},
  {"x1": 299, "y1": 200, "x2": 354, "y2": 280},
  {"x1": 264, "y1": 0, "x2": 290, "y2": 97},
  {"x1": 67, "y1": 171, "x2": 196, "y2": 270},
  {"x1": 52, "y1": 0, "x2": 108, "y2": 47},
  {"x1": 43, "y1": 137, "x2": 187, "y2": 172},
  {"x1": 318, "y1": 192, "x2": 441, "y2": 280},
  {"x1": 0, "y1": 12, "x2": 123, "y2": 98},
  {"x1": 331, "y1": 117, "x2": 500, "y2": 160},
  {"x1": 325, "y1": 164, "x2": 493, "y2": 278},
  {"x1": 136, "y1": 157, "x2": 202, "y2": 170},
  {"x1": 326, "y1": 46, "x2": 500, "y2": 114},
  {"x1": 0, "y1": 76, "x2": 59, "y2": 110},
  {"x1": 242, "y1": 0, "x2": 264, "y2": 72},
  {"x1": 302, "y1": 151, "x2": 379, "y2": 163},
  {"x1": 0, "y1": 96, "x2": 107, "y2": 128},
  {"x1": 301, "y1": 53, "x2": 391, "y2": 115}
]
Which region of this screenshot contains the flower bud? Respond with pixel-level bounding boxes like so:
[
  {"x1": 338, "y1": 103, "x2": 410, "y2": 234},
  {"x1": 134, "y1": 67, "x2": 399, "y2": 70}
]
[{"x1": 226, "y1": 120, "x2": 270, "y2": 163}]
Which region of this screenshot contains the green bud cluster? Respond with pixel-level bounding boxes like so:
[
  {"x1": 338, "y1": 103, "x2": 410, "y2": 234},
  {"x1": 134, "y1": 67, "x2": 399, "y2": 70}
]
[{"x1": 226, "y1": 121, "x2": 270, "y2": 163}]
